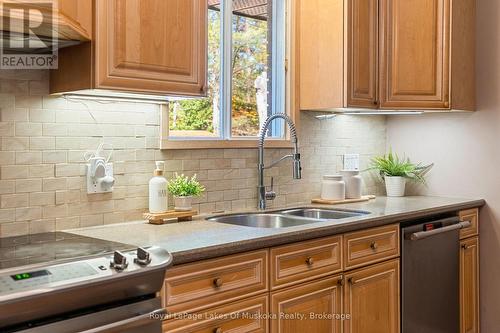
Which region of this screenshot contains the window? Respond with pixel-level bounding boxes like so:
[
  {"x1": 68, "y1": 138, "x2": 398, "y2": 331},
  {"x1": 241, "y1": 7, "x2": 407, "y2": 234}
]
[{"x1": 164, "y1": 0, "x2": 289, "y2": 146}]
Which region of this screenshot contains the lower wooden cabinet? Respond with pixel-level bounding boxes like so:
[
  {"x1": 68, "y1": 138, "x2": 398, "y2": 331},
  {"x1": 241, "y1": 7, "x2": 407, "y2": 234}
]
[
  {"x1": 163, "y1": 295, "x2": 269, "y2": 333},
  {"x1": 460, "y1": 236, "x2": 480, "y2": 333},
  {"x1": 270, "y1": 275, "x2": 343, "y2": 333},
  {"x1": 343, "y1": 259, "x2": 400, "y2": 333}
]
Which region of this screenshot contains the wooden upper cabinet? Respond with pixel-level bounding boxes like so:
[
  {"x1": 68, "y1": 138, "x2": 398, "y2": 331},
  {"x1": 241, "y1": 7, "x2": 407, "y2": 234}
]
[
  {"x1": 51, "y1": 0, "x2": 207, "y2": 97},
  {"x1": 344, "y1": 259, "x2": 400, "y2": 333},
  {"x1": 298, "y1": 0, "x2": 343, "y2": 110},
  {"x1": 297, "y1": 0, "x2": 475, "y2": 111},
  {"x1": 346, "y1": 0, "x2": 379, "y2": 108},
  {"x1": 379, "y1": 0, "x2": 450, "y2": 109},
  {"x1": 95, "y1": 0, "x2": 207, "y2": 95}
]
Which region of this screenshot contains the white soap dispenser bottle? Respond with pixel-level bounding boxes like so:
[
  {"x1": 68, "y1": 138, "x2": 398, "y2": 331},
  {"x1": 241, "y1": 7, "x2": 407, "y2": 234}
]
[{"x1": 149, "y1": 161, "x2": 168, "y2": 213}]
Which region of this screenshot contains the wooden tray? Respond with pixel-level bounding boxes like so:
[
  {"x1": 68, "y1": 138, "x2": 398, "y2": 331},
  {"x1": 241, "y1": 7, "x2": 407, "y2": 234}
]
[
  {"x1": 143, "y1": 210, "x2": 198, "y2": 225},
  {"x1": 311, "y1": 195, "x2": 376, "y2": 205}
]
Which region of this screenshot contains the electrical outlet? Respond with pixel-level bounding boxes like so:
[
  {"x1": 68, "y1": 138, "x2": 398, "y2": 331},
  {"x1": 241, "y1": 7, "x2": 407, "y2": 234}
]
[{"x1": 343, "y1": 154, "x2": 360, "y2": 171}]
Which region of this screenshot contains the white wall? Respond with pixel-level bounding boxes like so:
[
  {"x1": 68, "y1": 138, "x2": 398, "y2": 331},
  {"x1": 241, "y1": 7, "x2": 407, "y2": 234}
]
[{"x1": 386, "y1": 0, "x2": 500, "y2": 330}]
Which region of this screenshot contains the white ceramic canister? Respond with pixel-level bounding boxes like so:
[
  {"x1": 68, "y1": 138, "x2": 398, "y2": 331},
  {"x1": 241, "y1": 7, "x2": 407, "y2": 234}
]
[
  {"x1": 340, "y1": 170, "x2": 363, "y2": 199},
  {"x1": 321, "y1": 175, "x2": 345, "y2": 201}
]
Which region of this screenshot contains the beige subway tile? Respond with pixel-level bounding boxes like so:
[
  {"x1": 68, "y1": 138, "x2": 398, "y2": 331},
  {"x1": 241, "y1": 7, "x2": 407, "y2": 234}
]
[
  {"x1": 55, "y1": 137, "x2": 80, "y2": 150},
  {"x1": 15, "y1": 122, "x2": 42, "y2": 136},
  {"x1": 42, "y1": 177, "x2": 67, "y2": 191},
  {"x1": 29, "y1": 108, "x2": 55, "y2": 122},
  {"x1": 1, "y1": 222, "x2": 28, "y2": 237},
  {"x1": 68, "y1": 151, "x2": 85, "y2": 163},
  {"x1": 55, "y1": 190, "x2": 80, "y2": 204},
  {"x1": 0, "y1": 180, "x2": 15, "y2": 194},
  {"x1": 15, "y1": 95, "x2": 42, "y2": 108},
  {"x1": 42, "y1": 96, "x2": 68, "y2": 109},
  {"x1": 15, "y1": 151, "x2": 42, "y2": 164},
  {"x1": 30, "y1": 137, "x2": 55, "y2": 150},
  {"x1": 103, "y1": 212, "x2": 125, "y2": 224},
  {"x1": 0, "y1": 152, "x2": 15, "y2": 165},
  {"x1": 207, "y1": 191, "x2": 224, "y2": 203},
  {"x1": 55, "y1": 163, "x2": 82, "y2": 177},
  {"x1": 42, "y1": 205, "x2": 68, "y2": 218},
  {"x1": 1, "y1": 193, "x2": 28, "y2": 208},
  {"x1": 29, "y1": 192, "x2": 55, "y2": 206},
  {"x1": 80, "y1": 214, "x2": 104, "y2": 227},
  {"x1": 0, "y1": 122, "x2": 14, "y2": 136},
  {"x1": 2, "y1": 137, "x2": 29, "y2": 150},
  {"x1": 223, "y1": 190, "x2": 239, "y2": 201},
  {"x1": 231, "y1": 159, "x2": 246, "y2": 169},
  {"x1": 43, "y1": 151, "x2": 67, "y2": 163},
  {"x1": 29, "y1": 80, "x2": 49, "y2": 95},
  {"x1": 29, "y1": 219, "x2": 55, "y2": 233},
  {"x1": 1, "y1": 165, "x2": 28, "y2": 179},
  {"x1": 29, "y1": 164, "x2": 54, "y2": 178},
  {"x1": 15, "y1": 178, "x2": 42, "y2": 193},
  {"x1": 43, "y1": 123, "x2": 68, "y2": 136},
  {"x1": 0, "y1": 209, "x2": 15, "y2": 223},
  {"x1": 199, "y1": 202, "x2": 216, "y2": 214},
  {"x1": 66, "y1": 176, "x2": 83, "y2": 190},
  {"x1": 15, "y1": 207, "x2": 41, "y2": 221},
  {"x1": 55, "y1": 216, "x2": 80, "y2": 230},
  {"x1": 0, "y1": 108, "x2": 28, "y2": 122}
]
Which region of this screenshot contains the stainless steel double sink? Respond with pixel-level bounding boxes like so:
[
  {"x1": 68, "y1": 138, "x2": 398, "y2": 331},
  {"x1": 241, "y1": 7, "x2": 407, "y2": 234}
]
[{"x1": 207, "y1": 208, "x2": 370, "y2": 228}]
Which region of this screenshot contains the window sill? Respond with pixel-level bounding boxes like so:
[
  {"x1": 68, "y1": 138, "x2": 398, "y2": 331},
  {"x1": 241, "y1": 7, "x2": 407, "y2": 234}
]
[{"x1": 160, "y1": 138, "x2": 294, "y2": 150}]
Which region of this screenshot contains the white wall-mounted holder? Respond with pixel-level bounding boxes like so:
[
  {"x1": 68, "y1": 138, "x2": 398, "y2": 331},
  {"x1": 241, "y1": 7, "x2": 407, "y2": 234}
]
[{"x1": 85, "y1": 143, "x2": 115, "y2": 194}]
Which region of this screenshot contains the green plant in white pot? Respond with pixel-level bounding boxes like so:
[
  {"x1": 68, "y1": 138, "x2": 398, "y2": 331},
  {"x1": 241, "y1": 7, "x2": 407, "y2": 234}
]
[
  {"x1": 168, "y1": 173, "x2": 205, "y2": 211},
  {"x1": 369, "y1": 152, "x2": 432, "y2": 197}
]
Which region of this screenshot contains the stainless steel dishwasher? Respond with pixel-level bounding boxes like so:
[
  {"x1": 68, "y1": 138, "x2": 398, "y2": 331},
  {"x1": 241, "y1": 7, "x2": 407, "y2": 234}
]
[{"x1": 402, "y1": 216, "x2": 471, "y2": 333}]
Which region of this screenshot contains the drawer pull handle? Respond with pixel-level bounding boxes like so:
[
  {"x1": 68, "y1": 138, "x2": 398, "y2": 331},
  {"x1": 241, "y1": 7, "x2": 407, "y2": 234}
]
[
  {"x1": 370, "y1": 241, "x2": 378, "y2": 250},
  {"x1": 305, "y1": 257, "x2": 314, "y2": 266},
  {"x1": 213, "y1": 278, "x2": 223, "y2": 288},
  {"x1": 214, "y1": 328, "x2": 223, "y2": 333}
]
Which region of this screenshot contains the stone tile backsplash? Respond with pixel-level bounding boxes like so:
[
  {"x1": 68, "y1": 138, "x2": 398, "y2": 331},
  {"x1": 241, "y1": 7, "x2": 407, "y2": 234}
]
[{"x1": 0, "y1": 70, "x2": 386, "y2": 236}]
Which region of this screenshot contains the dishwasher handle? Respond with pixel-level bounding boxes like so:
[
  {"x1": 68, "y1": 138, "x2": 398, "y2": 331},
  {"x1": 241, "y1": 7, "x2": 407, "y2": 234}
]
[{"x1": 409, "y1": 221, "x2": 471, "y2": 241}]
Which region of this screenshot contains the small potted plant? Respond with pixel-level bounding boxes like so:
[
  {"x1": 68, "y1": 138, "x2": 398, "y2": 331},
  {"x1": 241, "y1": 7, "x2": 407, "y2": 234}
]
[
  {"x1": 168, "y1": 173, "x2": 205, "y2": 211},
  {"x1": 369, "y1": 152, "x2": 432, "y2": 197}
]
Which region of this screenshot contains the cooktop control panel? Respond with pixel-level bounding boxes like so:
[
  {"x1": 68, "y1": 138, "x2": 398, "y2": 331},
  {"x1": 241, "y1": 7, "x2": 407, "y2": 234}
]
[{"x1": 0, "y1": 246, "x2": 172, "y2": 298}]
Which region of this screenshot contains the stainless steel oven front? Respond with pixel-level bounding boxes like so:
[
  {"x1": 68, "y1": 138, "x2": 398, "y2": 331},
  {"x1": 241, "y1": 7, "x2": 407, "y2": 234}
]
[{"x1": 17, "y1": 296, "x2": 166, "y2": 333}]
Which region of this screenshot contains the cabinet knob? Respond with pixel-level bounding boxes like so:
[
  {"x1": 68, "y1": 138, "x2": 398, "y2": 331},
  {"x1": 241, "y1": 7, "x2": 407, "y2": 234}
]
[
  {"x1": 461, "y1": 244, "x2": 469, "y2": 250},
  {"x1": 214, "y1": 328, "x2": 222, "y2": 333},
  {"x1": 305, "y1": 257, "x2": 314, "y2": 266},
  {"x1": 348, "y1": 277, "x2": 355, "y2": 285},
  {"x1": 373, "y1": 100, "x2": 378, "y2": 106},
  {"x1": 337, "y1": 277, "x2": 344, "y2": 286},
  {"x1": 370, "y1": 241, "x2": 378, "y2": 250},
  {"x1": 213, "y1": 277, "x2": 223, "y2": 288}
]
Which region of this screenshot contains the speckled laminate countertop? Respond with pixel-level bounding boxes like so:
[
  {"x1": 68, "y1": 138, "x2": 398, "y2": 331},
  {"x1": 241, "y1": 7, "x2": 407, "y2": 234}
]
[{"x1": 69, "y1": 196, "x2": 484, "y2": 265}]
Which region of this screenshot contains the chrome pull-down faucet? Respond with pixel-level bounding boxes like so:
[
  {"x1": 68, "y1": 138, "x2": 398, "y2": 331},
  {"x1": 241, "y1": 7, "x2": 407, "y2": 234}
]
[{"x1": 258, "y1": 113, "x2": 301, "y2": 210}]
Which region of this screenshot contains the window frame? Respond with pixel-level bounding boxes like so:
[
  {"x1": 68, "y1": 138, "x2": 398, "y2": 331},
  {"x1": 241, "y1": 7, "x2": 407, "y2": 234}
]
[{"x1": 160, "y1": 0, "x2": 297, "y2": 150}]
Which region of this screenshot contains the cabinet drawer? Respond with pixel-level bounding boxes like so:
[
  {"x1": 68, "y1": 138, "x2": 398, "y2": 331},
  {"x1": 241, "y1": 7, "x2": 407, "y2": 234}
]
[
  {"x1": 163, "y1": 250, "x2": 268, "y2": 313},
  {"x1": 459, "y1": 208, "x2": 479, "y2": 239},
  {"x1": 163, "y1": 295, "x2": 268, "y2": 333},
  {"x1": 344, "y1": 224, "x2": 399, "y2": 270},
  {"x1": 270, "y1": 235, "x2": 342, "y2": 290}
]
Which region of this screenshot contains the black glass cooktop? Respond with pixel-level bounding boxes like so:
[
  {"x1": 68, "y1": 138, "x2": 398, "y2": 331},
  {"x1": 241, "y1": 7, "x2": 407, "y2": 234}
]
[{"x1": 0, "y1": 232, "x2": 135, "y2": 270}]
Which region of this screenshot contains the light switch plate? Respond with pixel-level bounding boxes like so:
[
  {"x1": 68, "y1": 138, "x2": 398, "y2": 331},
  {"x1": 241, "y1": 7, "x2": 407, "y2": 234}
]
[{"x1": 343, "y1": 154, "x2": 359, "y2": 170}]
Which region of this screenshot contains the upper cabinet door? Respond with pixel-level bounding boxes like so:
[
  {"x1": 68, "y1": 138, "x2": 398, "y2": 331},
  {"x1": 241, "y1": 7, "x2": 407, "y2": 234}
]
[
  {"x1": 346, "y1": 0, "x2": 379, "y2": 108},
  {"x1": 379, "y1": 0, "x2": 450, "y2": 109},
  {"x1": 95, "y1": 0, "x2": 207, "y2": 96}
]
